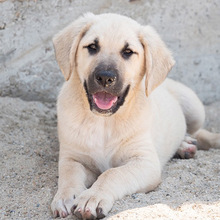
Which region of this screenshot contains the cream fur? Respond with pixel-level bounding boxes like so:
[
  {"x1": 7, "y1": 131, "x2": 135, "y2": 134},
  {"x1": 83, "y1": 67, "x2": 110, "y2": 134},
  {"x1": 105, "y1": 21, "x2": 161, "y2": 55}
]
[{"x1": 51, "y1": 13, "x2": 220, "y2": 219}]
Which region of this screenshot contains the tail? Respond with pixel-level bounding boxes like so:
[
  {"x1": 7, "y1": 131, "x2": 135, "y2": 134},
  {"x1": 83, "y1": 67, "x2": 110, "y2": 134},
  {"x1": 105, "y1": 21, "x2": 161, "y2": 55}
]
[{"x1": 193, "y1": 129, "x2": 220, "y2": 150}]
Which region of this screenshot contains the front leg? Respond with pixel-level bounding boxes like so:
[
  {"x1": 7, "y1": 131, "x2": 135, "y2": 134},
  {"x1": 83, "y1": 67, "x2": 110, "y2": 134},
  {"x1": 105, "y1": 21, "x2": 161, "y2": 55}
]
[
  {"x1": 51, "y1": 156, "x2": 96, "y2": 218},
  {"x1": 72, "y1": 146, "x2": 161, "y2": 219}
]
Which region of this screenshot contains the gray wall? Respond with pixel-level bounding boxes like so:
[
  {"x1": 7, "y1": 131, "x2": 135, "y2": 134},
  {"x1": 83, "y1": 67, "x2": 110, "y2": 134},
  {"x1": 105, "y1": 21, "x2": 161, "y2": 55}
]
[{"x1": 1, "y1": 0, "x2": 219, "y2": 104}]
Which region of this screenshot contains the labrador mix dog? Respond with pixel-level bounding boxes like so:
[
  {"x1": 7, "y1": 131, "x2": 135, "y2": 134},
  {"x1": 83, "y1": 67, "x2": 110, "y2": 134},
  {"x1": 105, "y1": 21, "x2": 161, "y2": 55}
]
[{"x1": 51, "y1": 13, "x2": 220, "y2": 219}]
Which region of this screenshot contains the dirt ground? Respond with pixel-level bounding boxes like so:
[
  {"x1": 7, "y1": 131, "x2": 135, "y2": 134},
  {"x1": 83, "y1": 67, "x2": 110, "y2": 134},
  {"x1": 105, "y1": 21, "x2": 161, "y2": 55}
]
[
  {"x1": 0, "y1": 0, "x2": 220, "y2": 219},
  {"x1": 0, "y1": 98, "x2": 219, "y2": 219}
]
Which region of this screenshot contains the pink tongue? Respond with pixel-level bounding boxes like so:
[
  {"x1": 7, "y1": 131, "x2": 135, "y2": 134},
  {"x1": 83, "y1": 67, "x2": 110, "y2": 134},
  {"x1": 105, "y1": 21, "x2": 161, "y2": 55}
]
[{"x1": 93, "y1": 92, "x2": 118, "y2": 110}]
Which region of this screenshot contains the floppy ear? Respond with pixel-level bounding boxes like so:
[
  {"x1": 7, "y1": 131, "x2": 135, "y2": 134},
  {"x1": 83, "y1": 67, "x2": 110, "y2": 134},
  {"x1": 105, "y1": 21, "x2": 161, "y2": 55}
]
[
  {"x1": 140, "y1": 26, "x2": 175, "y2": 96},
  {"x1": 53, "y1": 13, "x2": 96, "y2": 80}
]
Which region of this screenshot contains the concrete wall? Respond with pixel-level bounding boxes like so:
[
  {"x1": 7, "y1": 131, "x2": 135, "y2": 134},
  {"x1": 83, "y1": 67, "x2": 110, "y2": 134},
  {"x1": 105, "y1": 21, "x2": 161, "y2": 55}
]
[{"x1": 1, "y1": 0, "x2": 219, "y2": 104}]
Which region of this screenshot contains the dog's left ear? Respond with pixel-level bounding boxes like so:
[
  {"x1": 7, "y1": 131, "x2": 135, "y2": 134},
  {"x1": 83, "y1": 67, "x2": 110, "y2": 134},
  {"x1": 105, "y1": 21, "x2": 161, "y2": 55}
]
[{"x1": 140, "y1": 26, "x2": 175, "y2": 96}]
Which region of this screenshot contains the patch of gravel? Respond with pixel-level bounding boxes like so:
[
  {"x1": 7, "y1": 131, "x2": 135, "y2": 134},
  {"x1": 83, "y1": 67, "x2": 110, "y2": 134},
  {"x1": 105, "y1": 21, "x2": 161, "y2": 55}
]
[
  {"x1": 0, "y1": 0, "x2": 219, "y2": 219},
  {"x1": 0, "y1": 97, "x2": 219, "y2": 219}
]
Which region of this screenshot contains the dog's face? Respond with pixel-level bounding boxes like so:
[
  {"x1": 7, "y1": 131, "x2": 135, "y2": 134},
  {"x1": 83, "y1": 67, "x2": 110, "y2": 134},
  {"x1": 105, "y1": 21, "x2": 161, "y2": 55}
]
[
  {"x1": 53, "y1": 13, "x2": 175, "y2": 116},
  {"x1": 77, "y1": 16, "x2": 145, "y2": 115}
]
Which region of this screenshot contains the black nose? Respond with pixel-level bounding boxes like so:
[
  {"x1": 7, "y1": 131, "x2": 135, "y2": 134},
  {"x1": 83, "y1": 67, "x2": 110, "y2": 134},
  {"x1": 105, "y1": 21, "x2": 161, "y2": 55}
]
[{"x1": 95, "y1": 70, "x2": 117, "y2": 87}]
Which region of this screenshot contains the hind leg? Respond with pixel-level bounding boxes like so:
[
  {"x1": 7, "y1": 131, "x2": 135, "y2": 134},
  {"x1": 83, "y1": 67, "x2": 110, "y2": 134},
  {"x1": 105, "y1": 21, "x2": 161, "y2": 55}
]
[
  {"x1": 174, "y1": 136, "x2": 197, "y2": 159},
  {"x1": 165, "y1": 79, "x2": 205, "y2": 135},
  {"x1": 173, "y1": 82, "x2": 220, "y2": 150},
  {"x1": 165, "y1": 79, "x2": 220, "y2": 150}
]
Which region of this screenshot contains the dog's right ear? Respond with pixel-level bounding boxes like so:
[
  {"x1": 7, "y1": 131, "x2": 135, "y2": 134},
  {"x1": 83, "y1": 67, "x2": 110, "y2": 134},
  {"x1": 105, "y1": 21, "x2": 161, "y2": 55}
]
[{"x1": 53, "y1": 13, "x2": 96, "y2": 80}]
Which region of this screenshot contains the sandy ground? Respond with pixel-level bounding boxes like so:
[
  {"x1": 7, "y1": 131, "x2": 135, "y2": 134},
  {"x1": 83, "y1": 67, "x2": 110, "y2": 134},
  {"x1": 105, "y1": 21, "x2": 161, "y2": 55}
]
[
  {"x1": 0, "y1": 98, "x2": 220, "y2": 219},
  {"x1": 0, "y1": 0, "x2": 220, "y2": 219}
]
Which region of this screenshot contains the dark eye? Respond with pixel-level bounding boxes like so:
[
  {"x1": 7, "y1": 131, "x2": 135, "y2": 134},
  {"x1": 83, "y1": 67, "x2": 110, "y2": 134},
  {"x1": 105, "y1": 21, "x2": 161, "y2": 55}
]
[
  {"x1": 86, "y1": 43, "x2": 99, "y2": 55},
  {"x1": 121, "y1": 48, "x2": 134, "y2": 59},
  {"x1": 88, "y1": 44, "x2": 96, "y2": 50}
]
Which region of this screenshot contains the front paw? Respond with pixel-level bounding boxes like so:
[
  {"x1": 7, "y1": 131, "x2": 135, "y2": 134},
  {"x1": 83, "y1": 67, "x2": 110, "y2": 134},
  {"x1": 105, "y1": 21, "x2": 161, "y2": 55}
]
[
  {"x1": 72, "y1": 189, "x2": 114, "y2": 219},
  {"x1": 51, "y1": 187, "x2": 85, "y2": 218}
]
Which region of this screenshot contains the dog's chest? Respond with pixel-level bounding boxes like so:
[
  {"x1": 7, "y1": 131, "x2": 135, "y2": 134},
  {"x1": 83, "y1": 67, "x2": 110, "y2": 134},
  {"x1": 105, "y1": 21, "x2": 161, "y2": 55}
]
[
  {"x1": 88, "y1": 145, "x2": 112, "y2": 173},
  {"x1": 78, "y1": 118, "x2": 118, "y2": 173}
]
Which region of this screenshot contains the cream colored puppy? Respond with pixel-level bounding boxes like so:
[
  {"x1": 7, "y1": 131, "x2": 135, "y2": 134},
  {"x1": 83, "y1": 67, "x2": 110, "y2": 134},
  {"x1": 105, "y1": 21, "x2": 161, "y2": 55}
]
[{"x1": 51, "y1": 13, "x2": 220, "y2": 219}]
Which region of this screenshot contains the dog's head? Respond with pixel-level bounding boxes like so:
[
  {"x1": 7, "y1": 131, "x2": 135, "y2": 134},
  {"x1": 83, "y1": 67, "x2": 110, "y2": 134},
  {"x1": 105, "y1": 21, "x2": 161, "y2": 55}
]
[{"x1": 53, "y1": 13, "x2": 174, "y2": 116}]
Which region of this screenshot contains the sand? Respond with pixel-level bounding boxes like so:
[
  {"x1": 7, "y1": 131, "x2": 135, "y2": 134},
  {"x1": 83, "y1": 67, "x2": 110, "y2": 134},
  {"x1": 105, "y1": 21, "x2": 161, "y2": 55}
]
[{"x1": 0, "y1": 0, "x2": 219, "y2": 219}]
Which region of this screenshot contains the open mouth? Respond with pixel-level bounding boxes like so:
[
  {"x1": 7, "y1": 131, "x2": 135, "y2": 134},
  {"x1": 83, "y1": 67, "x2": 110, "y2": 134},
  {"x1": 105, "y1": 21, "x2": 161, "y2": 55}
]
[
  {"x1": 84, "y1": 81, "x2": 130, "y2": 115},
  {"x1": 92, "y1": 92, "x2": 118, "y2": 110}
]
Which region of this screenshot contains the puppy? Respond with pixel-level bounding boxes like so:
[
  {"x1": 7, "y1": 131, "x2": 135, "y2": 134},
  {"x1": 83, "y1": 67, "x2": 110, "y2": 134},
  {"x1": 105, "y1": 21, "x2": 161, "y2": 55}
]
[{"x1": 51, "y1": 13, "x2": 220, "y2": 219}]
